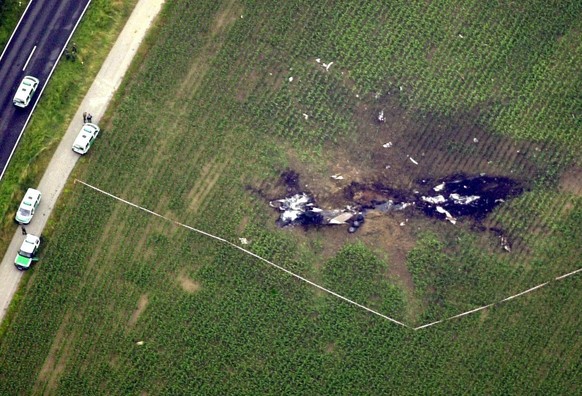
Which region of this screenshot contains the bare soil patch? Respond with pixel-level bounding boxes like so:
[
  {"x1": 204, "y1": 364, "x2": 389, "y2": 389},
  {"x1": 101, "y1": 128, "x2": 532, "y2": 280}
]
[
  {"x1": 128, "y1": 294, "x2": 149, "y2": 327},
  {"x1": 559, "y1": 165, "x2": 582, "y2": 196},
  {"x1": 177, "y1": 272, "x2": 201, "y2": 293}
]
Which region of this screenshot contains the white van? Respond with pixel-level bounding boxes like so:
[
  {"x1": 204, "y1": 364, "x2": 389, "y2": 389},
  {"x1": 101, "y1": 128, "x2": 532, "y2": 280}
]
[
  {"x1": 15, "y1": 188, "x2": 42, "y2": 224},
  {"x1": 13, "y1": 76, "x2": 39, "y2": 108}
]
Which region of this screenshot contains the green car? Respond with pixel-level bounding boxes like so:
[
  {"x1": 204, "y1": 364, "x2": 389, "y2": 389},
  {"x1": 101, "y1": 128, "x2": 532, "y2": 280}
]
[{"x1": 14, "y1": 234, "x2": 40, "y2": 271}]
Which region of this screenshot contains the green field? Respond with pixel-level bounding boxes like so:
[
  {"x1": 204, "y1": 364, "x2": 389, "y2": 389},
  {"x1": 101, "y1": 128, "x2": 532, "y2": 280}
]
[{"x1": 0, "y1": 0, "x2": 581, "y2": 394}]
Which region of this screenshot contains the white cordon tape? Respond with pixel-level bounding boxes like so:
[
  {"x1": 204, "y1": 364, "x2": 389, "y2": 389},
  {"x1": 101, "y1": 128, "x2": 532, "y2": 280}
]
[
  {"x1": 74, "y1": 180, "x2": 581, "y2": 331},
  {"x1": 74, "y1": 179, "x2": 409, "y2": 328}
]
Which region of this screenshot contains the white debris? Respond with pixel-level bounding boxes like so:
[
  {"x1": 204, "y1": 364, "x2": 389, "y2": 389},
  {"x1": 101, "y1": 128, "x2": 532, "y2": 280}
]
[
  {"x1": 449, "y1": 194, "x2": 480, "y2": 205},
  {"x1": 275, "y1": 193, "x2": 311, "y2": 222},
  {"x1": 500, "y1": 236, "x2": 511, "y2": 252},
  {"x1": 322, "y1": 61, "x2": 334, "y2": 71},
  {"x1": 382, "y1": 142, "x2": 392, "y2": 148},
  {"x1": 421, "y1": 195, "x2": 446, "y2": 204},
  {"x1": 458, "y1": 34, "x2": 464, "y2": 38},
  {"x1": 239, "y1": 238, "x2": 249, "y2": 245},
  {"x1": 136, "y1": 341, "x2": 145, "y2": 346},
  {"x1": 399, "y1": 222, "x2": 406, "y2": 226},
  {"x1": 331, "y1": 174, "x2": 344, "y2": 180},
  {"x1": 385, "y1": 165, "x2": 391, "y2": 169},
  {"x1": 288, "y1": 76, "x2": 293, "y2": 82},
  {"x1": 378, "y1": 110, "x2": 385, "y2": 122},
  {"x1": 473, "y1": 138, "x2": 479, "y2": 143},
  {"x1": 409, "y1": 157, "x2": 419, "y2": 165},
  {"x1": 315, "y1": 58, "x2": 321, "y2": 63},
  {"x1": 436, "y1": 206, "x2": 457, "y2": 224},
  {"x1": 329, "y1": 212, "x2": 354, "y2": 225},
  {"x1": 241, "y1": 15, "x2": 244, "y2": 18},
  {"x1": 302, "y1": 113, "x2": 309, "y2": 120},
  {"x1": 399, "y1": 86, "x2": 403, "y2": 91},
  {"x1": 433, "y1": 182, "x2": 445, "y2": 192}
]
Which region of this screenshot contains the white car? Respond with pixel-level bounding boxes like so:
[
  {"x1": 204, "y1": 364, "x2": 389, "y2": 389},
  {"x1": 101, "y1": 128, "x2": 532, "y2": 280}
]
[
  {"x1": 72, "y1": 123, "x2": 100, "y2": 154},
  {"x1": 14, "y1": 234, "x2": 40, "y2": 271},
  {"x1": 15, "y1": 188, "x2": 42, "y2": 224},
  {"x1": 13, "y1": 76, "x2": 39, "y2": 108}
]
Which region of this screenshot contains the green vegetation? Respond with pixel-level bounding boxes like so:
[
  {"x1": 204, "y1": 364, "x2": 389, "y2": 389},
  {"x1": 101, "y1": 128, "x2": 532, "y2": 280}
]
[
  {"x1": 0, "y1": 0, "x2": 28, "y2": 49},
  {"x1": 0, "y1": 0, "x2": 581, "y2": 394}
]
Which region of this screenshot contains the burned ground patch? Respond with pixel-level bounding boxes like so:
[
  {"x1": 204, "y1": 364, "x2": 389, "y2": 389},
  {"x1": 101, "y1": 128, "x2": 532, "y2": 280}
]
[{"x1": 249, "y1": 90, "x2": 571, "y2": 298}]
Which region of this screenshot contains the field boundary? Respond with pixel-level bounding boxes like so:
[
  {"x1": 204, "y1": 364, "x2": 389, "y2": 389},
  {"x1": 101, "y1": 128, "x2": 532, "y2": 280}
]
[{"x1": 74, "y1": 179, "x2": 581, "y2": 331}]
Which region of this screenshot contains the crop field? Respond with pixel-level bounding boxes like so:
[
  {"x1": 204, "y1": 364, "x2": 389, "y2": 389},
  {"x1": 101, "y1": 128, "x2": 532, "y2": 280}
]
[{"x1": 0, "y1": 0, "x2": 581, "y2": 394}]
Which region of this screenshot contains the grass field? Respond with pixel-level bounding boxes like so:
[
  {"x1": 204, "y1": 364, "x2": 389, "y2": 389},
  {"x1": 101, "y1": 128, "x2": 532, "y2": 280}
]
[{"x1": 0, "y1": 0, "x2": 581, "y2": 394}]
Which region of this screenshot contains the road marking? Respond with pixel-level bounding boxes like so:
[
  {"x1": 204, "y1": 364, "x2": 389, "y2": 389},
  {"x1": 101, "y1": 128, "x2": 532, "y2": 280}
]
[
  {"x1": 0, "y1": 0, "x2": 93, "y2": 181},
  {"x1": 22, "y1": 45, "x2": 36, "y2": 71}
]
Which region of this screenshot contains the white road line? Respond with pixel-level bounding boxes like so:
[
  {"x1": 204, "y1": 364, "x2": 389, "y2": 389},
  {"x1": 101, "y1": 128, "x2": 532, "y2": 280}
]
[
  {"x1": 0, "y1": 0, "x2": 93, "y2": 181},
  {"x1": 22, "y1": 45, "x2": 36, "y2": 71},
  {"x1": 0, "y1": 0, "x2": 35, "y2": 63}
]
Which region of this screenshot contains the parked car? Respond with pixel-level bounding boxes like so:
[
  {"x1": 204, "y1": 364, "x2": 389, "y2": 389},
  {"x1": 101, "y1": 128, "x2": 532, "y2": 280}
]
[
  {"x1": 15, "y1": 188, "x2": 42, "y2": 224},
  {"x1": 13, "y1": 76, "x2": 39, "y2": 108},
  {"x1": 72, "y1": 123, "x2": 100, "y2": 154},
  {"x1": 14, "y1": 234, "x2": 40, "y2": 271}
]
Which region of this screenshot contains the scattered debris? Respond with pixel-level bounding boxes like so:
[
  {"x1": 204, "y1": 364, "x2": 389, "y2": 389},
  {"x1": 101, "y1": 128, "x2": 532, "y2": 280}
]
[
  {"x1": 418, "y1": 175, "x2": 523, "y2": 222},
  {"x1": 136, "y1": 341, "x2": 145, "y2": 346},
  {"x1": 315, "y1": 58, "x2": 321, "y2": 63},
  {"x1": 288, "y1": 76, "x2": 294, "y2": 82},
  {"x1": 267, "y1": 171, "x2": 523, "y2": 231},
  {"x1": 409, "y1": 157, "x2": 419, "y2": 165},
  {"x1": 473, "y1": 137, "x2": 479, "y2": 143},
  {"x1": 322, "y1": 61, "x2": 334, "y2": 71},
  {"x1": 436, "y1": 206, "x2": 457, "y2": 224},
  {"x1": 421, "y1": 195, "x2": 446, "y2": 204},
  {"x1": 500, "y1": 235, "x2": 511, "y2": 252},
  {"x1": 433, "y1": 182, "x2": 445, "y2": 192},
  {"x1": 302, "y1": 113, "x2": 309, "y2": 120},
  {"x1": 239, "y1": 238, "x2": 250, "y2": 245},
  {"x1": 458, "y1": 33, "x2": 464, "y2": 38},
  {"x1": 329, "y1": 212, "x2": 354, "y2": 224},
  {"x1": 378, "y1": 110, "x2": 385, "y2": 122},
  {"x1": 382, "y1": 142, "x2": 393, "y2": 148}
]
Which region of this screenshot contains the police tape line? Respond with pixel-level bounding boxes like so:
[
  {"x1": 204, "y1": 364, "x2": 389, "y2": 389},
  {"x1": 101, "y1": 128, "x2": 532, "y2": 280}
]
[
  {"x1": 74, "y1": 179, "x2": 581, "y2": 331},
  {"x1": 74, "y1": 179, "x2": 409, "y2": 328}
]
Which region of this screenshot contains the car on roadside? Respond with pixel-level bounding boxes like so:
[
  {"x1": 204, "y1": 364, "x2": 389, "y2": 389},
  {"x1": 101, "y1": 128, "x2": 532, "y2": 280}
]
[
  {"x1": 13, "y1": 76, "x2": 39, "y2": 108},
  {"x1": 72, "y1": 123, "x2": 100, "y2": 154},
  {"x1": 14, "y1": 234, "x2": 40, "y2": 271},
  {"x1": 15, "y1": 188, "x2": 42, "y2": 224}
]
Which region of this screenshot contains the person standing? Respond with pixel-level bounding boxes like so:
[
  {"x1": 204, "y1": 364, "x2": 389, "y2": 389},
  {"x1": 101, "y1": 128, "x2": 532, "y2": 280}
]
[
  {"x1": 83, "y1": 111, "x2": 87, "y2": 123},
  {"x1": 87, "y1": 113, "x2": 93, "y2": 123},
  {"x1": 21, "y1": 226, "x2": 27, "y2": 235}
]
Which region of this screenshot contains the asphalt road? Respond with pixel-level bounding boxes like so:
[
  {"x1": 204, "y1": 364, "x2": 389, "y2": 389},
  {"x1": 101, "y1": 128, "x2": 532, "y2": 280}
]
[{"x1": 0, "y1": 0, "x2": 92, "y2": 180}]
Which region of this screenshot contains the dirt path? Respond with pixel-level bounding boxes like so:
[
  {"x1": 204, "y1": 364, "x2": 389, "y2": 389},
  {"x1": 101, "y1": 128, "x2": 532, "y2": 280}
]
[{"x1": 0, "y1": 0, "x2": 166, "y2": 323}]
